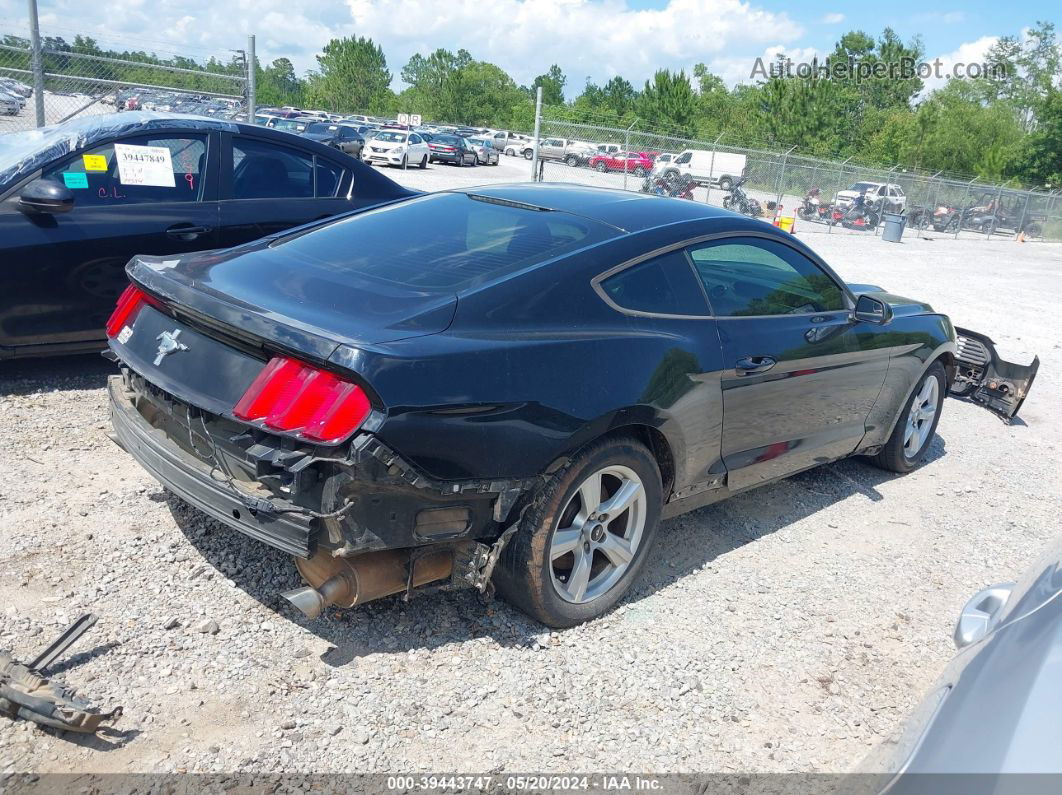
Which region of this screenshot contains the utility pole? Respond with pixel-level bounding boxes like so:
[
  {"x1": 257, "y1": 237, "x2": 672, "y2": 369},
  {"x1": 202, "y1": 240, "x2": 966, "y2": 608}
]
[
  {"x1": 531, "y1": 86, "x2": 543, "y2": 181},
  {"x1": 27, "y1": 0, "x2": 45, "y2": 127},
  {"x1": 246, "y1": 34, "x2": 256, "y2": 122}
]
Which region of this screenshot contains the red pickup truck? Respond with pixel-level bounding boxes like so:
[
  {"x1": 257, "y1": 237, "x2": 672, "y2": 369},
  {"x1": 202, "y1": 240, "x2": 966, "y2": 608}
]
[{"x1": 587, "y1": 151, "x2": 654, "y2": 176}]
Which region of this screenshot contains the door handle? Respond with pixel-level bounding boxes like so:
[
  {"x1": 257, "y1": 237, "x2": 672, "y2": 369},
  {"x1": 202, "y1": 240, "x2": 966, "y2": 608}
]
[
  {"x1": 735, "y1": 355, "x2": 777, "y2": 375},
  {"x1": 166, "y1": 224, "x2": 211, "y2": 239}
]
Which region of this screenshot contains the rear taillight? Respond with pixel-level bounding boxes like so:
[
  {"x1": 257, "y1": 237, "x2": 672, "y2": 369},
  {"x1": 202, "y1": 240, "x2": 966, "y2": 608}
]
[
  {"x1": 106, "y1": 285, "x2": 146, "y2": 337},
  {"x1": 233, "y1": 356, "x2": 372, "y2": 443}
]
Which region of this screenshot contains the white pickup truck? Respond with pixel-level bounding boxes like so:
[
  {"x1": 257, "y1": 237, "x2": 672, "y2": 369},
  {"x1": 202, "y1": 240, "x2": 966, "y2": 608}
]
[{"x1": 652, "y1": 149, "x2": 747, "y2": 190}]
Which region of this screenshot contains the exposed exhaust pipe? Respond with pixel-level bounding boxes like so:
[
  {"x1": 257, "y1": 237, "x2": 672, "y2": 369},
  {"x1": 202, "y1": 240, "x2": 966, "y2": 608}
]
[{"x1": 281, "y1": 548, "x2": 453, "y2": 619}]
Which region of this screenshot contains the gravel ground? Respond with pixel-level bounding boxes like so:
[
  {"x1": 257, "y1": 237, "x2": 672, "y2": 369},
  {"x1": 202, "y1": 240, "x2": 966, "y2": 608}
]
[{"x1": 0, "y1": 178, "x2": 1059, "y2": 775}]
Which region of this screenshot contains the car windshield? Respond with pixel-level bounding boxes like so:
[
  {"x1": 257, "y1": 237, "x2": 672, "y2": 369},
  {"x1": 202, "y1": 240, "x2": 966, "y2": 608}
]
[
  {"x1": 375, "y1": 131, "x2": 407, "y2": 143},
  {"x1": 270, "y1": 192, "x2": 620, "y2": 292},
  {"x1": 849, "y1": 182, "x2": 877, "y2": 192},
  {"x1": 306, "y1": 123, "x2": 338, "y2": 134}
]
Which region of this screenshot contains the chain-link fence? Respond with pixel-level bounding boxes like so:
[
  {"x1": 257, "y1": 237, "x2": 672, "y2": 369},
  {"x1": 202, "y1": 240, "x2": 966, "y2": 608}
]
[
  {"x1": 534, "y1": 116, "x2": 1062, "y2": 242},
  {"x1": 0, "y1": 27, "x2": 252, "y2": 135}
]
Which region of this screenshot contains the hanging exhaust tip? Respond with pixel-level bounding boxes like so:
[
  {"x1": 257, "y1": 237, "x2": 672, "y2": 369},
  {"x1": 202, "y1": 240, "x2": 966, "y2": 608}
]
[{"x1": 281, "y1": 572, "x2": 354, "y2": 619}]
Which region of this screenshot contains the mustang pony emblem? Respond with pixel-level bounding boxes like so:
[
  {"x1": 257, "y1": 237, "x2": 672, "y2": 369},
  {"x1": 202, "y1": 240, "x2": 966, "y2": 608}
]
[{"x1": 154, "y1": 329, "x2": 189, "y2": 366}]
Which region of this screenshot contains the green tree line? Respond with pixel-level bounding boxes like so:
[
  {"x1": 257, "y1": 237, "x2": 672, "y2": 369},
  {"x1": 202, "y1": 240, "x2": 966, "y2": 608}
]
[{"x1": 3, "y1": 23, "x2": 1059, "y2": 188}]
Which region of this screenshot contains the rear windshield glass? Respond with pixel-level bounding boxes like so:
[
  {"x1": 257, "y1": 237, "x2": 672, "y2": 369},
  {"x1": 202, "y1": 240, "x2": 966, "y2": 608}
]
[{"x1": 272, "y1": 192, "x2": 619, "y2": 291}]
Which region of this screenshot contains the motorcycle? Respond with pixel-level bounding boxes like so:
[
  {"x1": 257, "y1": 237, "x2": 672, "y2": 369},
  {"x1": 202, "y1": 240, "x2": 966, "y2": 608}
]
[
  {"x1": 721, "y1": 177, "x2": 764, "y2": 217},
  {"x1": 641, "y1": 171, "x2": 696, "y2": 200},
  {"x1": 798, "y1": 187, "x2": 832, "y2": 222},
  {"x1": 837, "y1": 194, "x2": 880, "y2": 230}
]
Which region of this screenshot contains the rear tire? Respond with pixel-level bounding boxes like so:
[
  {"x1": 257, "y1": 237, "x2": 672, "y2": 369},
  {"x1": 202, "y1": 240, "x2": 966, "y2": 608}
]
[
  {"x1": 718, "y1": 176, "x2": 734, "y2": 191},
  {"x1": 869, "y1": 362, "x2": 946, "y2": 474},
  {"x1": 523, "y1": 149, "x2": 533, "y2": 160},
  {"x1": 565, "y1": 154, "x2": 579, "y2": 167},
  {"x1": 493, "y1": 437, "x2": 662, "y2": 628},
  {"x1": 419, "y1": 155, "x2": 427, "y2": 169}
]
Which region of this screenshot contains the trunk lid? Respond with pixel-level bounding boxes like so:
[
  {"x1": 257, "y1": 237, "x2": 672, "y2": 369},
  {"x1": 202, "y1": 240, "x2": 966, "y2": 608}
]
[{"x1": 128, "y1": 244, "x2": 458, "y2": 353}]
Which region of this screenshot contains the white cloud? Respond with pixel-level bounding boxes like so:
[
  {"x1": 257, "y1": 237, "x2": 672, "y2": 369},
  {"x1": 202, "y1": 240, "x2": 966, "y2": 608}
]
[
  {"x1": 707, "y1": 44, "x2": 824, "y2": 87},
  {"x1": 821, "y1": 13, "x2": 844, "y2": 24},
  {"x1": 0, "y1": 0, "x2": 802, "y2": 97},
  {"x1": 921, "y1": 35, "x2": 998, "y2": 96}
]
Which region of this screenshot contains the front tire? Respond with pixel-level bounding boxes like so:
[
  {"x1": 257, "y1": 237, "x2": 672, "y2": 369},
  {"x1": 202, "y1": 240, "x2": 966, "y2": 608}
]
[
  {"x1": 869, "y1": 362, "x2": 946, "y2": 473},
  {"x1": 493, "y1": 437, "x2": 662, "y2": 628},
  {"x1": 718, "y1": 176, "x2": 734, "y2": 191}
]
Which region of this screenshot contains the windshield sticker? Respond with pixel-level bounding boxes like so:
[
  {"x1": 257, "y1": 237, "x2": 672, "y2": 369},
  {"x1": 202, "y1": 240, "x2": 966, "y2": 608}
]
[
  {"x1": 114, "y1": 143, "x2": 175, "y2": 187},
  {"x1": 82, "y1": 154, "x2": 108, "y2": 171},
  {"x1": 62, "y1": 171, "x2": 89, "y2": 189}
]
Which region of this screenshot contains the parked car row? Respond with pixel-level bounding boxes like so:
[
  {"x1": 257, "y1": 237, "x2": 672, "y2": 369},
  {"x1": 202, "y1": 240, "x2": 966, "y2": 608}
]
[
  {"x1": 907, "y1": 189, "x2": 1046, "y2": 237},
  {"x1": 0, "y1": 78, "x2": 31, "y2": 116}
]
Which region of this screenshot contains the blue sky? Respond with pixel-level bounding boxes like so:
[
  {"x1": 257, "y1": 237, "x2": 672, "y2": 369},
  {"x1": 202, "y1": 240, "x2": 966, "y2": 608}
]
[{"x1": 0, "y1": 0, "x2": 1052, "y2": 97}]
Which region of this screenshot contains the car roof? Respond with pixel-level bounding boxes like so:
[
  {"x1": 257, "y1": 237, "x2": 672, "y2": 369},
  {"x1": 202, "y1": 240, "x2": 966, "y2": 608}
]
[{"x1": 451, "y1": 183, "x2": 746, "y2": 234}]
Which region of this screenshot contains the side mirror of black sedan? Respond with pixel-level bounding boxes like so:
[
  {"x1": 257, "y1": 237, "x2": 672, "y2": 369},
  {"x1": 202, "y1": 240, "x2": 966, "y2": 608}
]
[
  {"x1": 19, "y1": 179, "x2": 75, "y2": 215},
  {"x1": 854, "y1": 294, "x2": 893, "y2": 325}
]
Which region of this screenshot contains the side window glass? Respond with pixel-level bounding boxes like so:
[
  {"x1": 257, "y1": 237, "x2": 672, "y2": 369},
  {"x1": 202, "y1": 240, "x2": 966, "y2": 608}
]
[
  {"x1": 315, "y1": 160, "x2": 344, "y2": 198},
  {"x1": 409, "y1": 134, "x2": 421, "y2": 144},
  {"x1": 42, "y1": 135, "x2": 207, "y2": 205},
  {"x1": 232, "y1": 138, "x2": 314, "y2": 199},
  {"x1": 687, "y1": 238, "x2": 844, "y2": 317},
  {"x1": 601, "y1": 251, "x2": 708, "y2": 316}
]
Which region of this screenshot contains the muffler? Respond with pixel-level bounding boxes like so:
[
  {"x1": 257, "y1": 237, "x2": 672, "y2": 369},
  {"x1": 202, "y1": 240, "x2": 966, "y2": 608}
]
[{"x1": 281, "y1": 548, "x2": 453, "y2": 619}]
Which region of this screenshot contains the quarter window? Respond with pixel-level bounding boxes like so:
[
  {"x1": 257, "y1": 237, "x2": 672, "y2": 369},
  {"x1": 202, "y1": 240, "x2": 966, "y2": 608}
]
[
  {"x1": 601, "y1": 251, "x2": 708, "y2": 316},
  {"x1": 42, "y1": 135, "x2": 207, "y2": 205},
  {"x1": 687, "y1": 238, "x2": 844, "y2": 317},
  {"x1": 232, "y1": 138, "x2": 314, "y2": 199}
]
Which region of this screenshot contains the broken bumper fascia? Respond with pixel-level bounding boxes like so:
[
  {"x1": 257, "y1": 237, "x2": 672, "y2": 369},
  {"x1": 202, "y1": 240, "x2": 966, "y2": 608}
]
[
  {"x1": 950, "y1": 327, "x2": 1039, "y2": 422},
  {"x1": 109, "y1": 376, "x2": 317, "y2": 557}
]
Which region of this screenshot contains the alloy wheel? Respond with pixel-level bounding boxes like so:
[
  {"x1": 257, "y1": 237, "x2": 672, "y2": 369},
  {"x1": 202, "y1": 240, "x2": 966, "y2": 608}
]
[
  {"x1": 549, "y1": 465, "x2": 646, "y2": 604},
  {"x1": 903, "y1": 375, "x2": 939, "y2": 458}
]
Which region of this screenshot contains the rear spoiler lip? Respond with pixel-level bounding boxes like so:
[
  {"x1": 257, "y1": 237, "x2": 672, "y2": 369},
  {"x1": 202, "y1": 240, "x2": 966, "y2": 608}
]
[{"x1": 127, "y1": 256, "x2": 342, "y2": 367}]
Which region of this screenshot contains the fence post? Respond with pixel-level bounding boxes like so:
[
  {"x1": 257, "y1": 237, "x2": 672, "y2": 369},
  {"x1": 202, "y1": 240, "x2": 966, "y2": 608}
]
[
  {"x1": 922, "y1": 171, "x2": 942, "y2": 234},
  {"x1": 874, "y1": 165, "x2": 897, "y2": 237},
  {"x1": 775, "y1": 145, "x2": 796, "y2": 217},
  {"x1": 705, "y1": 132, "x2": 724, "y2": 206},
  {"x1": 828, "y1": 156, "x2": 853, "y2": 235},
  {"x1": 955, "y1": 177, "x2": 977, "y2": 240},
  {"x1": 27, "y1": 0, "x2": 45, "y2": 127},
  {"x1": 1015, "y1": 190, "x2": 1032, "y2": 240},
  {"x1": 622, "y1": 120, "x2": 636, "y2": 192},
  {"x1": 987, "y1": 182, "x2": 1004, "y2": 239},
  {"x1": 246, "y1": 34, "x2": 256, "y2": 123},
  {"x1": 531, "y1": 86, "x2": 542, "y2": 182}
]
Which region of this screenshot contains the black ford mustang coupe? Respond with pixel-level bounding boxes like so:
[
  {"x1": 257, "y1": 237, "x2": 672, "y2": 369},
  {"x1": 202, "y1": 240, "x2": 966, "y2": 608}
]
[{"x1": 106, "y1": 184, "x2": 1036, "y2": 627}]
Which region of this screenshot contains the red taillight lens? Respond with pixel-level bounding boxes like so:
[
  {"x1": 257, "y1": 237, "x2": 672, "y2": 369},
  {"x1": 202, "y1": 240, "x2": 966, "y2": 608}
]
[
  {"x1": 233, "y1": 356, "x2": 372, "y2": 443},
  {"x1": 106, "y1": 285, "x2": 146, "y2": 337}
]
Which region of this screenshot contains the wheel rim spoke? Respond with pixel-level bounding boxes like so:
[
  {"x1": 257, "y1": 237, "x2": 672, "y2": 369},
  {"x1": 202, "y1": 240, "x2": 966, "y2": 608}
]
[
  {"x1": 597, "y1": 478, "x2": 641, "y2": 518},
  {"x1": 565, "y1": 549, "x2": 593, "y2": 601},
  {"x1": 598, "y1": 533, "x2": 634, "y2": 566},
  {"x1": 578, "y1": 475, "x2": 602, "y2": 516},
  {"x1": 550, "y1": 528, "x2": 581, "y2": 560}
]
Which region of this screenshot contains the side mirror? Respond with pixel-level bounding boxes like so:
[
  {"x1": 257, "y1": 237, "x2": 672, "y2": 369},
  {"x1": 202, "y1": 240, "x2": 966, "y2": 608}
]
[
  {"x1": 854, "y1": 294, "x2": 893, "y2": 325},
  {"x1": 19, "y1": 178, "x2": 75, "y2": 215}
]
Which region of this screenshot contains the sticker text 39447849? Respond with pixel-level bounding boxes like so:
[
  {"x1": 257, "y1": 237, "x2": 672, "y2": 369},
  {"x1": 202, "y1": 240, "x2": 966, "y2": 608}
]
[{"x1": 113, "y1": 144, "x2": 175, "y2": 188}]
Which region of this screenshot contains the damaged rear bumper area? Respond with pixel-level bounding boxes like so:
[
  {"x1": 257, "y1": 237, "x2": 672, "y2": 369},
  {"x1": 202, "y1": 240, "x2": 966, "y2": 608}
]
[
  {"x1": 950, "y1": 327, "x2": 1039, "y2": 422},
  {"x1": 108, "y1": 372, "x2": 530, "y2": 613}
]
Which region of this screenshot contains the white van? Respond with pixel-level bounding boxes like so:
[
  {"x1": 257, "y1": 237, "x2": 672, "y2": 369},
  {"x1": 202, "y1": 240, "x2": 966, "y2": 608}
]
[{"x1": 655, "y1": 149, "x2": 747, "y2": 190}]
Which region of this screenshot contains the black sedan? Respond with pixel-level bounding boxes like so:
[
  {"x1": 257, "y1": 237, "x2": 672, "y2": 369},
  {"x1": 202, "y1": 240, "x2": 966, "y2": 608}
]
[
  {"x1": 105, "y1": 184, "x2": 1034, "y2": 627},
  {"x1": 427, "y1": 134, "x2": 478, "y2": 166},
  {"x1": 298, "y1": 122, "x2": 366, "y2": 158},
  {"x1": 0, "y1": 112, "x2": 414, "y2": 359}
]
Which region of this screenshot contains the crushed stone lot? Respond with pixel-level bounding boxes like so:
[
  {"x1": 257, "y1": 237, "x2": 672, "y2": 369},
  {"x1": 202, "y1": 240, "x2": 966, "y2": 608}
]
[{"x1": 1, "y1": 177, "x2": 1060, "y2": 774}]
